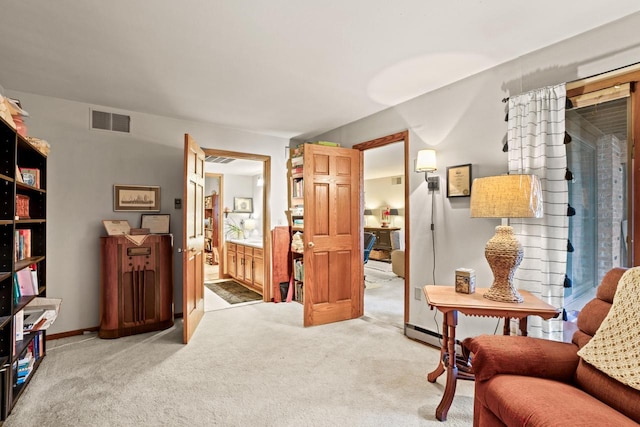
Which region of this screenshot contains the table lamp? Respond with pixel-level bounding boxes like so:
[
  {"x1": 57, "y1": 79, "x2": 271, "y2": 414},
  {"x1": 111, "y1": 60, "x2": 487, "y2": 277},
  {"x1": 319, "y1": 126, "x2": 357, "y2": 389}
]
[
  {"x1": 470, "y1": 174, "x2": 543, "y2": 303},
  {"x1": 389, "y1": 208, "x2": 399, "y2": 226}
]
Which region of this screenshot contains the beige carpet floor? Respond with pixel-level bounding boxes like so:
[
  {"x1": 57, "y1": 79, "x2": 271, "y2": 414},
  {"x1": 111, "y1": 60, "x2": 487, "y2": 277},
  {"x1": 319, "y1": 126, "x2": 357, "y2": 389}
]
[{"x1": 5, "y1": 302, "x2": 474, "y2": 426}]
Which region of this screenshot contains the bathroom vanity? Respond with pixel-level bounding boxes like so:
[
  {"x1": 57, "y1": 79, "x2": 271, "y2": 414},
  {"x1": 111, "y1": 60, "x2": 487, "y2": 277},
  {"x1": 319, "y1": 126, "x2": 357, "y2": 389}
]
[{"x1": 225, "y1": 239, "x2": 264, "y2": 295}]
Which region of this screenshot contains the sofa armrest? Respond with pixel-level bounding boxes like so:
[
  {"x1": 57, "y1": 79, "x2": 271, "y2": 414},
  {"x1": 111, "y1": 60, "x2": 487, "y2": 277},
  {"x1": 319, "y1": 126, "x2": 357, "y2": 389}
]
[{"x1": 463, "y1": 335, "x2": 580, "y2": 383}]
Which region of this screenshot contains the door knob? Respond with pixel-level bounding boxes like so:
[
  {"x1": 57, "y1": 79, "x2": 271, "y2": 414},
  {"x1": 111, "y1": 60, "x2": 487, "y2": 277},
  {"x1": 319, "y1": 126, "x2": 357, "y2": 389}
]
[{"x1": 308, "y1": 242, "x2": 315, "y2": 248}]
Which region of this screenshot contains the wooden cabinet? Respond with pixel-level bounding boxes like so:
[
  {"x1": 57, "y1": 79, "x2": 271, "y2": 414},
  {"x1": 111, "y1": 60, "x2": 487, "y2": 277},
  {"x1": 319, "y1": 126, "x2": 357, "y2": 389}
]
[
  {"x1": 225, "y1": 241, "x2": 263, "y2": 294},
  {"x1": 99, "y1": 234, "x2": 174, "y2": 339},
  {"x1": 226, "y1": 243, "x2": 237, "y2": 277},
  {"x1": 364, "y1": 227, "x2": 400, "y2": 261},
  {"x1": 253, "y1": 248, "x2": 264, "y2": 289},
  {"x1": 0, "y1": 116, "x2": 49, "y2": 420}
]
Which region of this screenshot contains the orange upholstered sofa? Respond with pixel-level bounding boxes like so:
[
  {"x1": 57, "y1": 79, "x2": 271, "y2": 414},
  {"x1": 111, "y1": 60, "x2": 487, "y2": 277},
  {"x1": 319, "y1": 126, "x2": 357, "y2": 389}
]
[{"x1": 463, "y1": 268, "x2": 640, "y2": 426}]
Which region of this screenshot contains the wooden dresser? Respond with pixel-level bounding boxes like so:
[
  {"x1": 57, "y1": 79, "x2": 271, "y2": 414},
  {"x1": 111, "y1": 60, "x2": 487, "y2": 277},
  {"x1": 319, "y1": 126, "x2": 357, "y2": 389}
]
[
  {"x1": 99, "y1": 234, "x2": 174, "y2": 338},
  {"x1": 364, "y1": 226, "x2": 400, "y2": 261}
]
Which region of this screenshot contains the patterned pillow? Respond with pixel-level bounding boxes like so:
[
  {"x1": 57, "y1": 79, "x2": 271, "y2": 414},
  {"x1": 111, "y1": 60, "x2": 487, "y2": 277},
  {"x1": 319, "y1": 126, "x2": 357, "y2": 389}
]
[{"x1": 577, "y1": 267, "x2": 640, "y2": 391}]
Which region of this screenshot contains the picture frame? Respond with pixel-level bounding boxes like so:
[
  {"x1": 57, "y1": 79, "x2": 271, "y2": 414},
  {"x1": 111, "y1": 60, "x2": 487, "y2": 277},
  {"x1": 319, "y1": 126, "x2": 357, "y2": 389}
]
[
  {"x1": 102, "y1": 220, "x2": 131, "y2": 236},
  {"x1": 447, "y1": 164, "x2": 472, "y2": 198},
  {"x1": 233, "y1": 197, "x2": 253, "y2": 213},
  {"x1": 141, "y1": 214, "x2": 171, "y2": 234},
  {"x1": 114, "y1": 185, "x2": 160, "y2": 212}
]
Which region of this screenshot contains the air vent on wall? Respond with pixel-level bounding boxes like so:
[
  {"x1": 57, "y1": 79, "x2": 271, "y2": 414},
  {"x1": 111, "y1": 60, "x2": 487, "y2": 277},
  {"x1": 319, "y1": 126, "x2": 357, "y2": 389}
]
[
  {"x1": 391, "y1": 176, "x2": 402, "y2": 185},
  {"x1": 91, "y1": 109, "x2": 130, "y2": 133},
  {"x1": 205, "y1": 156, "x2": 236, "y2": 164}
]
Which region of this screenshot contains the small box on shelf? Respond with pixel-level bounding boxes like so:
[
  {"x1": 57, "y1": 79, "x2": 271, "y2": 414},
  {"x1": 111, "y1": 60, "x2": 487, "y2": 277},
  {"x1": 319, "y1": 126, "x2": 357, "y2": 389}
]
[
  {"x1": 16, "y1": 195, "x2": 29, "y2": 219},
  {"x1": 455, "y1": 268, "x2": 476, "y2": 294}
]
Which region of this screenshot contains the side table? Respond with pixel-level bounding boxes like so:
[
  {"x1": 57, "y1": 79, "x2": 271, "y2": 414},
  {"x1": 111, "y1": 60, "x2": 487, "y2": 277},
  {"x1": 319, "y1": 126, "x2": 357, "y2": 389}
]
[{"x1": 423, "y1": 285, "x2": 560, "y2": 421}]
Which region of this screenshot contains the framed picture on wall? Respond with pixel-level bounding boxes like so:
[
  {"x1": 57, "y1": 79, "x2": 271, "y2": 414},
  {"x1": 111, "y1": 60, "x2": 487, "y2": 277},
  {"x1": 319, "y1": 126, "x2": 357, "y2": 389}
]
[
  {"x1": 114, "y1": 185, "x2": 161, "y2": 211},
  {"x1": 233, "y1": 197, "x2": 253, "y2": 213},
  {"x1": 141, "y1": 214, "x2": 171, "y2": 234},
  {"x1": 446, "y1": 164, "x2": 472, "y2": 198}
]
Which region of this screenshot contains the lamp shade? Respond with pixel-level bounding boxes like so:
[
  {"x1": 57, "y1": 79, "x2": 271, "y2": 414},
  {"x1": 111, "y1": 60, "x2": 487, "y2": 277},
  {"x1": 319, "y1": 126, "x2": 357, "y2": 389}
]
[
  {"x1": 363, "y1": 209, "x2": 373, "y2": 215},
  {"x1": 389, "y1": 208, "x2": 399, "y2": 216},
  {"x1": 416, "y1": 149, "x2": 437, "y2": 172},
  {"x1": 470, "y1": 175, "x2": 543, "y2": 219}
]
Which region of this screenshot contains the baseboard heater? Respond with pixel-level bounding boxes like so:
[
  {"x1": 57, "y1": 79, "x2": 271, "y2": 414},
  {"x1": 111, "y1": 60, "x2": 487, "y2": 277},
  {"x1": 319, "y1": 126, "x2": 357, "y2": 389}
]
[{"x1": 405, "y1": 323, "x2": 464, "y2": 353}]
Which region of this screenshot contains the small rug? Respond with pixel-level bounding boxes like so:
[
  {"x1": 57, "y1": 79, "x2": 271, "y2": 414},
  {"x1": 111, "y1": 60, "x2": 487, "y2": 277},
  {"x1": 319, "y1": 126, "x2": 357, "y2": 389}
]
[{"x1": 205, "y1": 280, "x2": 262, "y2": 304}]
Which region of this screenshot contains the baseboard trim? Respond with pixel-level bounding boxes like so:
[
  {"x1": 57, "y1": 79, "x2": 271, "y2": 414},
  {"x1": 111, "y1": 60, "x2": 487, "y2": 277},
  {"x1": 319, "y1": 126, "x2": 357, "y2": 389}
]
[
  {"x1": 47, "y1": 326, "x2": 99, "y2": 341},
  {"x1": 405, "y1": 323, "x2": 442, "y2": 349},
  {"x1": 405, "y1": 323, "x2": 466, "y2": 353}
]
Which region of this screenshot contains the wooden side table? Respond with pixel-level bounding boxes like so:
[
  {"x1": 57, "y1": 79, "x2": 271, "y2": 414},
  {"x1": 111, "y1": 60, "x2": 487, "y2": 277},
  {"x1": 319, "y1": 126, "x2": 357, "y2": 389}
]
[{"x1": 423, "y1": 285, "x2": 560, "y2": 421}]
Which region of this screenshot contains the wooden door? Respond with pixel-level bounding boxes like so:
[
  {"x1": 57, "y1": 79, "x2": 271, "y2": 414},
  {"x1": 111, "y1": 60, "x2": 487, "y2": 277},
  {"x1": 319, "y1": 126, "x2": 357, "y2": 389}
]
[
  {"x1": 303, "y1": 145, "x2": 362, "y2": 326},
  {"x1": 182, "y1": 134, "x2": 205, "y2": 344}
]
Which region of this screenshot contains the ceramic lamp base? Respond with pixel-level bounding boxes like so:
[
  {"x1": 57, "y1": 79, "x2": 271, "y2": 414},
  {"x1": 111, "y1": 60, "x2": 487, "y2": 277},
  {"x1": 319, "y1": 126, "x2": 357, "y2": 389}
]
[{"x1": 483, "y1": 225, "x2": 524, "y2": 303}]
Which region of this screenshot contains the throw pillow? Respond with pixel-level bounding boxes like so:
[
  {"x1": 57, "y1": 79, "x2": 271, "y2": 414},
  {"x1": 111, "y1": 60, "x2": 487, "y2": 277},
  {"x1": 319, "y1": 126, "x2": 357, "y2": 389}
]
[{"x1": 577, "y1": 267, "x2": 640, "y2": 391}]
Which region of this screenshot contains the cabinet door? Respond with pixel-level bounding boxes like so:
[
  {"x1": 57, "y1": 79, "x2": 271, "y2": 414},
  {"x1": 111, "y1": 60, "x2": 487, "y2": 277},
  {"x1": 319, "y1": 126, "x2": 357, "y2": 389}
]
[
  {"x1": 227, "y1": 246, "x2": 237, "y2": 277},
  {"x1": 253, "y1": 255, "x2": 264, "y2": 290},
  {"x1": 122, "y1": 267, "x2": 158, "y2": 326},
  {"x1": 245, "y1": 252, "x2": 253, "y2": 284},
  {"x1": 236, "y1": 254, "x2": 245, "y2": 281}
]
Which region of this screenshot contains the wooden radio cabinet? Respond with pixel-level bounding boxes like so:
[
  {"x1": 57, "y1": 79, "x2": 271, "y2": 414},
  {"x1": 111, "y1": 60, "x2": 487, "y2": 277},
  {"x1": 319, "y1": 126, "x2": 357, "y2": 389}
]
[{"x1": 99, "y1": 234, "x2": 174, "y2": 338}]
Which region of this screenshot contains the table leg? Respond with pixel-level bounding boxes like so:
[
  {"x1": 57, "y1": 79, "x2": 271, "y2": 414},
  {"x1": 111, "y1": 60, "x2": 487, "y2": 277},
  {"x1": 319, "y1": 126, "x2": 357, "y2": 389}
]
[
  {"x1": 519, "y1": 316, "x2": 528, "y2": 336},
  {"x1": 435, "y1": 310, "x2": 458, "y2": 422},
  {"x1": 427, "y1": 312, "x2": 448, "y2": 383}
]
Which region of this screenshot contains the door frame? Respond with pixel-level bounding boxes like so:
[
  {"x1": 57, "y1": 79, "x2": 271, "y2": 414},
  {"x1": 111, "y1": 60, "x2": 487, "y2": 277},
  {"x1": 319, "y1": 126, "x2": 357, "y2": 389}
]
[
  {"x1": 566, "y1": 64, "x2": 640, "y2": 267},
  {"x1": 353, "y1": 130, "x2": 410, "y2": 324},
  {"x1": 204, "y1": 172, "x2": 224, "y2": 276},
  {"x1": 202, "y1": 148, "x2": 272, "y2": 302}
]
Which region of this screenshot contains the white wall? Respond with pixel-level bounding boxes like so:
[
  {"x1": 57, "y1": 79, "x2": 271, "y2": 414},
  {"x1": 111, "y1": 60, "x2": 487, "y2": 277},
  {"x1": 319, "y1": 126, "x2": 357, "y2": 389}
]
[
  {"x1": 6, "y1": 90, "x2": 290, "y2": 334},
  {"x1": 311, "y1": 13, "x2": 640, "y2": 338},
  {"x1": 364, "y1": 176, "x2": 405, "y2": 229}
]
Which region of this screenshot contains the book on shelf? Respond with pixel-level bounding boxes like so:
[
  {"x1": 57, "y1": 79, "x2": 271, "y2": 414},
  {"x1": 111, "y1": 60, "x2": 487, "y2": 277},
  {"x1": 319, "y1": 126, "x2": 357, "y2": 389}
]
[
  {"x1": 15, "y1": 229, "x2": 31, "y2": 261},
  {"x1": 14, "y1": 310, "x2": 24, "y2": 342},
  {"x1": 13, "y1": 274, "x2": 21, "y2": 304},
  {"x1": 19, "y1": 167, "x2": 40, "y2": 188},
  {"x1": 291, "y1": 156, "x2": 303, "y2": 167},
  {"x1": 16, "y1": 268, "x2": 36, "y2": 296},
  {"x1": 314, "y1": 141, "x2": 340, "y2": 147},
  {"x1": 30, "y1": 267, "x2": 39, "y2": 293},
  {"x1": 23, "y1": 309, "x2": 46, "y2": 332}
]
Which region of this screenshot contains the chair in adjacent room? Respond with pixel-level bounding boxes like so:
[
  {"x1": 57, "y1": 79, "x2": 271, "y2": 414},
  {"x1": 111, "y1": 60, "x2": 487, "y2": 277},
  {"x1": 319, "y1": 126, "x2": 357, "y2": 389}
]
[{"x1": 364, "y1": 232, "x2": 376, "y2": 264}]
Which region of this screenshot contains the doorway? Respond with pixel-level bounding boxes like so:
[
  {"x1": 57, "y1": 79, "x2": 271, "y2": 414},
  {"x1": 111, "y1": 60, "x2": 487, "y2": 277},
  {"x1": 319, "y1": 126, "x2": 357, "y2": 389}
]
[
  {"x1": 201, "y1": 149, "x2": 272, "y2": 311},
  {"x1": 564, "y1": 95, "x2": 630, "y2": 312},
  {"x1": 354, "y1": 131, "x2": 410, "y2": 329}
]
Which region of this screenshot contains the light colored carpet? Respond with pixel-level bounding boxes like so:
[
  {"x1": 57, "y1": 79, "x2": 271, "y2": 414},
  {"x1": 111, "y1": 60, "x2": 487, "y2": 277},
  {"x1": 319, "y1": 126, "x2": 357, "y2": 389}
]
[
  {"x1": 5, "y1": 303, "x2": 474, "y2": 426},
  {"x1": 365, "y1": 261, "x2": 405, "y2": 329}
]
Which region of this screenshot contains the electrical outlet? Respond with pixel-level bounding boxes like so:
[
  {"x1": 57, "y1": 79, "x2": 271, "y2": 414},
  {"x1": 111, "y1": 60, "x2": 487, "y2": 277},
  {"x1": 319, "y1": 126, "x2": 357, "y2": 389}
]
[{"x1": 415, "y1": 287, "x2": 422, "y2": 300}]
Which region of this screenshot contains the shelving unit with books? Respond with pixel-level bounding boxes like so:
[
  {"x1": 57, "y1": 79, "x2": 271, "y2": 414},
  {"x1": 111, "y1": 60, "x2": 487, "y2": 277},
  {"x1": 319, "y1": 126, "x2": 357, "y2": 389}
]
[
  {"x1": 0, "y1": 114, "x2": 52, "y2": 420},
  {"x1": 287, "y1": 145, "x2": 305, "y2": 303}
]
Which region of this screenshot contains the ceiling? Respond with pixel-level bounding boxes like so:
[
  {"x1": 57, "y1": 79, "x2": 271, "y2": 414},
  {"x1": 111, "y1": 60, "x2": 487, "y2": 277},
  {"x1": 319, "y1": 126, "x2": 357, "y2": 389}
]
[{"x1": 1, "y1": 2, "x2": 640, "y2": 144}]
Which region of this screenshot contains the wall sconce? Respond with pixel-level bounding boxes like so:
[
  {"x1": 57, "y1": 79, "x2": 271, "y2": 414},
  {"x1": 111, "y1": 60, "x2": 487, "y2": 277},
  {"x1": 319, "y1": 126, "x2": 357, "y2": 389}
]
[
  {"x1": 416, "y1": 149, "x2": 439, "y2": 190},
  {"x1": 223, "y1": 207, "x2": 232, "y2": 218}
]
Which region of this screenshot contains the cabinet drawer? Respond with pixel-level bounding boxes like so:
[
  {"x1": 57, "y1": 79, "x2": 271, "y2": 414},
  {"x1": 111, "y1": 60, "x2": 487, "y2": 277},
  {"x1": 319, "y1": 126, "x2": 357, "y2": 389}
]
[
  {"x1": 227, "y1": 243, "x2": 236, "y2": 252},
  {"x1": 253, "y1": 248, "x2": 263, "y2": 258},
  {"x1": 237, "y1": 245, "x2": 245, "y2": 254}
]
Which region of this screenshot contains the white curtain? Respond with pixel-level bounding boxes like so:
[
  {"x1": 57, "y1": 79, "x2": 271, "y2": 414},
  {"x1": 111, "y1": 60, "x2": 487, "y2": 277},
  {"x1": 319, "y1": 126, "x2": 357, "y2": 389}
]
[{"x1": 507, "y1": 84, "x2": 568, "y2": 341}]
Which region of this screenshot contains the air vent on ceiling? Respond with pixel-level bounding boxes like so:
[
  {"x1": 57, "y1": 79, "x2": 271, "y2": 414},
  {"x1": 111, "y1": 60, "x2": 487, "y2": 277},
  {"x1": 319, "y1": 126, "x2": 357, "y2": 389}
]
[
  {"x1": 205, "y1": 156, "x2": 236, "y2": 164},
  {"x1": 391, "y1": 176, "x2": 402, "y2": 185},
  {"x1": 91, "y1": 109, "x2": 130, "y2": 133}
]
